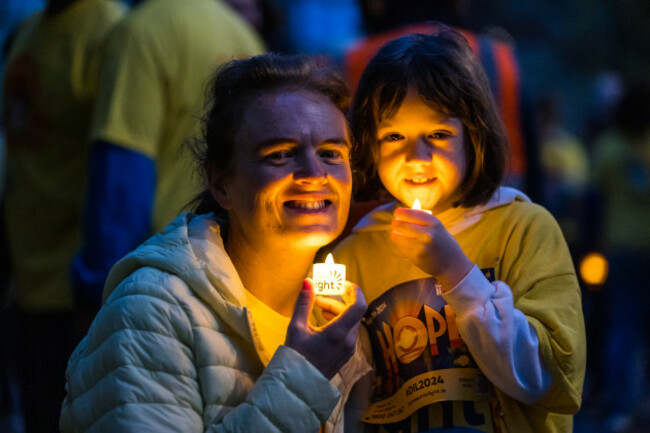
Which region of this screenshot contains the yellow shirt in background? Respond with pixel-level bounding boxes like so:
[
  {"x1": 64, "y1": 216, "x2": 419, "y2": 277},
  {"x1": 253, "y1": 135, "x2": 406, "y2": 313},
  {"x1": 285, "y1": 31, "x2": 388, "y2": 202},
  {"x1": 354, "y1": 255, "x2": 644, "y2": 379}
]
[
  {"x1": 2, "y1": 0, "x2": 126, "y2": 310},
  {"x1": 91, "y1": 0, "x2": 266, "y2": 233}
]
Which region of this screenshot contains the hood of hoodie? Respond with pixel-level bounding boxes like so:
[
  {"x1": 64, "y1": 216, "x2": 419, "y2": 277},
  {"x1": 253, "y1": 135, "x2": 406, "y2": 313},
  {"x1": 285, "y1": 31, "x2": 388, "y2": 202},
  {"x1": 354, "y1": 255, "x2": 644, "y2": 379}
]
[
  {"x1": 102, "y1": 212, "x2": 250, "y2": 337},
  {"x1": 353, "y1": 186, "x2": 531, "y2": 236}
]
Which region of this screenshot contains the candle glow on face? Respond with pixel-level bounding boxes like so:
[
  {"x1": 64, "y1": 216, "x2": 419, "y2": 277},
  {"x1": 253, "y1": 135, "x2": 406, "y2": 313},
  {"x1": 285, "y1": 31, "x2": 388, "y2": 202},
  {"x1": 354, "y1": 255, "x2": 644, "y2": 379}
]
[
  {"x1": 412, "y1": 198, "x2": 432, "y2": 214},
  {"x1": 312, "y1": 253, "x2": 346, "y2": 295}
]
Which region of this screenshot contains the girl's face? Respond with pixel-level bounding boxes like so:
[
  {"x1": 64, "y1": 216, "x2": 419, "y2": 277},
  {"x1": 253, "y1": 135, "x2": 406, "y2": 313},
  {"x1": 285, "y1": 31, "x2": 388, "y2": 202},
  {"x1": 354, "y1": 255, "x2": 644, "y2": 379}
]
[{"x1": 376, "y1": 87, "x2": 467, "y2": 214}]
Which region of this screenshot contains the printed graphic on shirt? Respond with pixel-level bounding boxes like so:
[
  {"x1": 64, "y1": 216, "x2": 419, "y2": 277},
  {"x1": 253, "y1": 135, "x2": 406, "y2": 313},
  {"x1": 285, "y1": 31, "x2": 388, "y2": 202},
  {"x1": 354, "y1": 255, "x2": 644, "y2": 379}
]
[
  {"x1": 362, "y1": 277, "x2": 494, "y2": 431},
  {"x1": 377, "y1": 401, "x2": 494, "y2": 433}
]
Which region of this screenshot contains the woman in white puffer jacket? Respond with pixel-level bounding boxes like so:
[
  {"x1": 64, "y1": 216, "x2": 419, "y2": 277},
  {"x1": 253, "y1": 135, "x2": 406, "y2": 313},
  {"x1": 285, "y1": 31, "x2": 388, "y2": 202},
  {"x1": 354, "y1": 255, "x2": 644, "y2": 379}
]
[{"x1": 60, "y1": 53, "x2": 371, "y2": 433}]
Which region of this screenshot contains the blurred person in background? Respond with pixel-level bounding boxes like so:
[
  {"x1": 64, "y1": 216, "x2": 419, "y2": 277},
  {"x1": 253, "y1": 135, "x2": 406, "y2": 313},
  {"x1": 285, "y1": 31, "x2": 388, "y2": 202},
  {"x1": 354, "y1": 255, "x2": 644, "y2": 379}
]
[
  {"x1": 536, "y1": 93, "x2": 590, "y2": 256},
  {"x1": 0, "y1": 2, "x2": 45, "y2": 430},
  {"x1": 272, "y1": 0, "x2": 362, "y2": 62},
  {"x1": 0, "y1": 0, "x2": 44, "y2": 113},
  {"x1": 582, "y1": 71, "x2": 624, "y2": 153},
  {"x1": 589, "y1": 79, "x2": 650, "y2": 433},
  {"x1": 0, "y1": 0, "x2": 45, "y2": 308},
  {"x1": 223, "y1": 0, "x2": 282, "y2": 50},
  {"x1": 71, "y1": 0, "x2": 265, "y2": 310},
  {"x1": 0, "y1": 0, "x2": 126, "y2": 431}
]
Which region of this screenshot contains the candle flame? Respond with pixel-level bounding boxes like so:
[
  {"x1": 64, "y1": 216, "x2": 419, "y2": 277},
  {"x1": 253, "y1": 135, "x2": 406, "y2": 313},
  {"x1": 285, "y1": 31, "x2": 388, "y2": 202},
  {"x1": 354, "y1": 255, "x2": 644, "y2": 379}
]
[
  {"x1": 325, "y1": 253, "x2": 335, "y2": 265},
  {"x1": 411, "y1": 198, "x2": 432, "y2": 214}
]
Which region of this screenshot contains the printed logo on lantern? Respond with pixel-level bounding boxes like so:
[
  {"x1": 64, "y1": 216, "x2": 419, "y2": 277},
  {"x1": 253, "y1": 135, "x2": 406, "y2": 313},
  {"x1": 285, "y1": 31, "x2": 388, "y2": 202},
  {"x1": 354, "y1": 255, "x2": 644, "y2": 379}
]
[{"x1": 313, "y1": 254, "x2": 346, "y2": 295}]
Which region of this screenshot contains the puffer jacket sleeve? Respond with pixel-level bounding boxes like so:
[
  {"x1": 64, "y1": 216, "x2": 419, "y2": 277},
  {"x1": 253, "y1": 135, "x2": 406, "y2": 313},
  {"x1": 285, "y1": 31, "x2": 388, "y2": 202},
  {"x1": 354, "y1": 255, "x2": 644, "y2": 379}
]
[
  {"x1": 60, "y1": 272, "x2": 204, "y2": 432},
  {"x1": 60, "y1": 270, "x2": 341, "y2": 433},
  {"x1": 211, "y1": 345, "x2": 340, "y2": 433}
]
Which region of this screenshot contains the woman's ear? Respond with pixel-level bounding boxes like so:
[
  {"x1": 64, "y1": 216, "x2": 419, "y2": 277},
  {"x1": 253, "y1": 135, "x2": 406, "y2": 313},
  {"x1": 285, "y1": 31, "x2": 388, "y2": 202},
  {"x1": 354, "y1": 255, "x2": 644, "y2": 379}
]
[{"x1": 207, "y1": 165, "x2": 232, "y2": 210}]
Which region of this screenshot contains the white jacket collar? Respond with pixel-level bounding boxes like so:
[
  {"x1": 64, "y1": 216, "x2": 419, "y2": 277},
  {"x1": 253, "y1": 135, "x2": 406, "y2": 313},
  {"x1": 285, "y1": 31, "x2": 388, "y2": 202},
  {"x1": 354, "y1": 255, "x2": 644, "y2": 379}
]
[{"x1": 103, "y1": 212, "x2": 248, "y2": 325}]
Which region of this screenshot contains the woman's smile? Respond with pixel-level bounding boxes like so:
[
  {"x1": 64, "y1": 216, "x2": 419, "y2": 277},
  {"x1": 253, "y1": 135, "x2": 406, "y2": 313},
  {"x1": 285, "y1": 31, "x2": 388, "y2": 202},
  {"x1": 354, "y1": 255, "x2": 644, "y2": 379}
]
[
  {"x1": 284, "y1": 199, "x2": 332, "y2": 211},
  {"x1": 215, "y1": 89, "x2": 352, "y2": 250}
]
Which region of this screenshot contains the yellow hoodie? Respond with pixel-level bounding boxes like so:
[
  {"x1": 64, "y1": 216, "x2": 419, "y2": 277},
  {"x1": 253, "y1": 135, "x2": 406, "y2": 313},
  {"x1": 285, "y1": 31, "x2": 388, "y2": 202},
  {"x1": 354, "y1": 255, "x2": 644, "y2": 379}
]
[{"x1": 334, "y1": 187, "x2": 585, "y2": 433}]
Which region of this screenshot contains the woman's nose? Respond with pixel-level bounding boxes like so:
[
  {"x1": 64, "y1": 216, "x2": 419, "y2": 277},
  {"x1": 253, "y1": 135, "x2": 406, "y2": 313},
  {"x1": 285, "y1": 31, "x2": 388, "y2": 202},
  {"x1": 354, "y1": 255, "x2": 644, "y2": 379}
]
[
  {"x1": 405, "y1": 136, "x2": 432, "y2": 163},
  {"x1": 294, "y1": 152, "x2": 327, "y2": 184}
]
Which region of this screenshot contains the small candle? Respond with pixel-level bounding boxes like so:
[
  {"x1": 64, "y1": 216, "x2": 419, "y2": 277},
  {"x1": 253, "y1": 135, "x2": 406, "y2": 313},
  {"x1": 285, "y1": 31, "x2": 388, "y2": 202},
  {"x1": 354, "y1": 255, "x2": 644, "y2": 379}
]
[
  {"x1": 412, "y1": 198, "x2": 432, "y2": 214},
  {"x1": 312, "y1": 253, "x2": 346, "y2": 295}
]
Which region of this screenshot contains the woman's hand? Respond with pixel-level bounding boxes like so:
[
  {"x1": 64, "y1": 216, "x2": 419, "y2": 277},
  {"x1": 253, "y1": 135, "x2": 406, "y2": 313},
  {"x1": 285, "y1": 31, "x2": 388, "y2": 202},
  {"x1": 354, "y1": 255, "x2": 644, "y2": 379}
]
[
  {"x1": 391, "y1": 207, "x2": 473, "y2": 290},
  {"x1": 285, "y1": 279, "x2": 366, "y2": 379}
]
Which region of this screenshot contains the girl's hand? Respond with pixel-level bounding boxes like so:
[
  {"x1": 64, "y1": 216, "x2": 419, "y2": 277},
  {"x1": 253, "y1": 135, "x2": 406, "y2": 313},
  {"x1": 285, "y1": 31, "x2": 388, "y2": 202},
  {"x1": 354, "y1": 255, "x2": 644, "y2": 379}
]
[
  {"x1": 391, "y1": 207, "x2": 473, "y2": 290},
  {"x1": 285, "y1": 279, "x2": 366, "y2": 379}
]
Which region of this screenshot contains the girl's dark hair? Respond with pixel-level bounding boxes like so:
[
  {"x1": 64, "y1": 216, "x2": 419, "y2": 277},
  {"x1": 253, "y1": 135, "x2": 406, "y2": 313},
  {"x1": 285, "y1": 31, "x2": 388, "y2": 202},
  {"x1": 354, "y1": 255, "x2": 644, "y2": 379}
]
[
  {"x1": 350, "y1": 24, "x2": 508, "y2": 207},
  {"x1": 189, "y1": 53, "x2": 350, "y2": 219}
]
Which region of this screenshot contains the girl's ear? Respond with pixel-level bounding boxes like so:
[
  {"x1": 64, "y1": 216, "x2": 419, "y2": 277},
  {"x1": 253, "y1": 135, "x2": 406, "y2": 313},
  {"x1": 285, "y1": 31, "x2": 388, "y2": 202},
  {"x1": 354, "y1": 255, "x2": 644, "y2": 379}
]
[{"x1": 207, "y1": 165, "x2": 232, "y2": 210}]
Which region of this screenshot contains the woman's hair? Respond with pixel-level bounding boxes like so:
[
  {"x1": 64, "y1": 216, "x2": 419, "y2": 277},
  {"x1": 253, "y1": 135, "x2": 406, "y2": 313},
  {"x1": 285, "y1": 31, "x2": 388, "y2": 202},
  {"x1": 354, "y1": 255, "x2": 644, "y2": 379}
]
[
  {"x1": 189, "y1": 53, "x2": 350, "y2": 218},
  {"x1": 350, "y1": 24, "x2": 508, "y2": 206}
]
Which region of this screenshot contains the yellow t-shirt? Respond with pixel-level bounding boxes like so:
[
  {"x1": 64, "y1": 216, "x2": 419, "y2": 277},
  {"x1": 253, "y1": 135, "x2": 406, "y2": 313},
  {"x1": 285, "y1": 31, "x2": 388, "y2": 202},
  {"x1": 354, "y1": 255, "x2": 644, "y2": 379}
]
[
  {"x1": 244, "y1": 289, "x2": 290, "y2": 365},
  {"x1": 91, "y1": 0, "x2": 266, "y2": 232},
  {"x1": 2, "y1": 0, "x2": 126, "y2": 311}
]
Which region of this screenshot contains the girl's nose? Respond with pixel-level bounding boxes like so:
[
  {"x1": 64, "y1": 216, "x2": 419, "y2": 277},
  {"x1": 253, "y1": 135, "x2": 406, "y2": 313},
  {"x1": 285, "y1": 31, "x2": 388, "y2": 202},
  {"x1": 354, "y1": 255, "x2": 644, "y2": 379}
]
[{"x1": 405, "y1": 136, "x2": 432, "y2": 163}]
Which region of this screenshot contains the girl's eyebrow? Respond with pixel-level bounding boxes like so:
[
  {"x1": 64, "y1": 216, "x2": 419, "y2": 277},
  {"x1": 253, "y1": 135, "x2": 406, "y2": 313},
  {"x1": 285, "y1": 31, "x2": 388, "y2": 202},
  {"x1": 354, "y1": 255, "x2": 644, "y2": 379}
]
[
  {"x1": 377, "y1": 118, "x2": 460, "y2": 129},
  {"x1": 377, "y1": 117, "x2": 402, "y2": 128}
]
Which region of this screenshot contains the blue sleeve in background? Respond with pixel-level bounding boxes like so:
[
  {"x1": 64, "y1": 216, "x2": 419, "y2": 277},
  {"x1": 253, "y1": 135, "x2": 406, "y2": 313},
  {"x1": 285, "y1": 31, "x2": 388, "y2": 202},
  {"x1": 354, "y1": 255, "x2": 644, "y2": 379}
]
[{"x1": 71, "y1": 140, "x2": 155, "y2": 307}]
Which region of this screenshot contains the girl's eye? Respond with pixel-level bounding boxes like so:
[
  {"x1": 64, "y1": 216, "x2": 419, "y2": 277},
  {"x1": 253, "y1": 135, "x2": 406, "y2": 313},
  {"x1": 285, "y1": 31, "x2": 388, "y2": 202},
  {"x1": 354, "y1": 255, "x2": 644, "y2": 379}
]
[
  {"x1": 428, "y1": 131, "x2": 453, "y2": 140},
  {"x1": 380, "y1": 133, "x2": 404, "y2": 143}
]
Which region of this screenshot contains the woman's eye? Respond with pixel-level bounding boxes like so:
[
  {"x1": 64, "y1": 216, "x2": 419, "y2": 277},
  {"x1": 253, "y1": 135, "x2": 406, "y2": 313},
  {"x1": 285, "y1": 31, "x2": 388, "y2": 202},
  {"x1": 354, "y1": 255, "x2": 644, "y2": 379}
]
[
  {"x1": 319, "y1": 149, "x2": 345, "y2": 161},
  {"x1": 380, "y1": 133, "x2": 404, "y2": 143},
  {"x1": 264, "y1": 150, "x2": 291, "y2": 164}
]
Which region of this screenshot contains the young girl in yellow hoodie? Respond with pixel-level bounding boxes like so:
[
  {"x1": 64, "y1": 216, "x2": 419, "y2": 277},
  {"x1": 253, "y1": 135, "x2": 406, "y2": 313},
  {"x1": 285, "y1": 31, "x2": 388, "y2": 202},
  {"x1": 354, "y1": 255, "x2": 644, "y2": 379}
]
[{"x1": 333, "y1": 25, "x2": 586, "y2": 433}]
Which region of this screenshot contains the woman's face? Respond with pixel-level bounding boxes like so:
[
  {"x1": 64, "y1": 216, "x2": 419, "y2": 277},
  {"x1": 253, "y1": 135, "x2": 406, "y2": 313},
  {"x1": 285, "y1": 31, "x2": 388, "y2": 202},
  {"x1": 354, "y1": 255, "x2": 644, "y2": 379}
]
[
  {"x1": 376, "y1": 87, "x2": 466, "y2": 214},
  {"x1": 213, "y1": 89, "x2": 352, "y2": 252}
]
